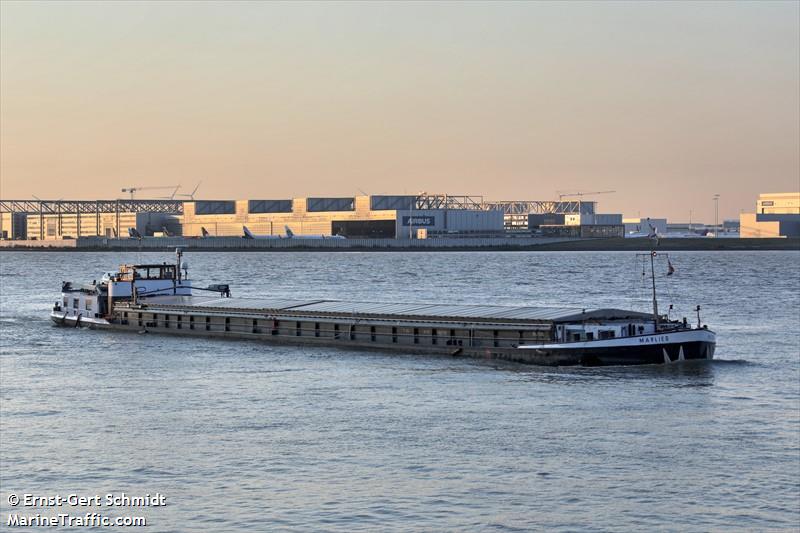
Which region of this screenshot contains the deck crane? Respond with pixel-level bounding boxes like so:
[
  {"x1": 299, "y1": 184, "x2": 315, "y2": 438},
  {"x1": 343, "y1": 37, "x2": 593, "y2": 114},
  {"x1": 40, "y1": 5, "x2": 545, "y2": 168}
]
[
  {"x1": 557, "y1": 190, "x2": 616, "y2": 201},
  {"x1": 121, "y1": 185, "x2": 181, "y2": 200}
]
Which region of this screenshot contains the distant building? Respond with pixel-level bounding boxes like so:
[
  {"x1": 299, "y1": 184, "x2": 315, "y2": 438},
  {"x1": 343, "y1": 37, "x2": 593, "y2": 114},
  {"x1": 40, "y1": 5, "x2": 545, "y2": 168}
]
[
  {"x1": 623, "y1": 218, "x2": 667, "y2": 236},
  {"x1": 527, "y1": 212, "x2": 623, "y2": 238},
  {"x1": 0, "y1": 196, "x2": 506, "y2": 240},
  {"x1": 756, "y1": 192, "x2": 800, "y2": 214},
  {"x1": 722, "y1": 219, "x2": 740, "y2": 233},
  {"x1": 181, "y1": 196, "x2": 504, "y2": 238},
  {"x1": 540, "y1": 225, "x2": 624, "y2": 238},
  {"x1": 740, "y1": 192, "x2": 800, "y2": 238}
]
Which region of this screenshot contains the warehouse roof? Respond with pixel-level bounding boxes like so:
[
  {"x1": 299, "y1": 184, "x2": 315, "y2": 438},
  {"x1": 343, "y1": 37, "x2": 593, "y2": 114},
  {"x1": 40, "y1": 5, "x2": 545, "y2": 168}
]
[{"x1": 134, "y1": 295, "x2": 654, "y2": 324}]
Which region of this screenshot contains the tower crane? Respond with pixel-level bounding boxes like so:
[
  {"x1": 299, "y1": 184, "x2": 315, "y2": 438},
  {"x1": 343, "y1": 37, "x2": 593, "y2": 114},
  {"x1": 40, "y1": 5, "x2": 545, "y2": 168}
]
[
  {"x1": 557, "y1": 190, "x2": 616, "y2": 201},
  {"x1": 175, "y1": 182, "x2": 202, "y2": 200},
  {"x1": 121, "y1": 185, "x2": 181, "y2": 200}
]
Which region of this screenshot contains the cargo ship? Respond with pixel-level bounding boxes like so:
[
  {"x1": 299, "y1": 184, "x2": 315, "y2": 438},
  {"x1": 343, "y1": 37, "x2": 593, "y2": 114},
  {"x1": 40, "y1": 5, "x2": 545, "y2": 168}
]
[{"x1": 51, "y1": 249, "x2": 715, "y2": 366}]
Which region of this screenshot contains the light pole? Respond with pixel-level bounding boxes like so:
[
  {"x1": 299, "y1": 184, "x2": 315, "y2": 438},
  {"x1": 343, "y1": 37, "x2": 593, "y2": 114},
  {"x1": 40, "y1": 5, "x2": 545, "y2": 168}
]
[
  {"x1": 713, "y1": 194, "x2": 720, "y2": 236},
  {"x1": 409, "y1": 196, "x2": 414, "y2": 240}
]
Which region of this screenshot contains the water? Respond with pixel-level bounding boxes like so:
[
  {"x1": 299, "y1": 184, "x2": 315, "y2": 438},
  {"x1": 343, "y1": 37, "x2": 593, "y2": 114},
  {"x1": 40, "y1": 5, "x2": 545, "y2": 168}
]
[{"x1": 1, "y1": 251, "x2": 798, "y2": 531}]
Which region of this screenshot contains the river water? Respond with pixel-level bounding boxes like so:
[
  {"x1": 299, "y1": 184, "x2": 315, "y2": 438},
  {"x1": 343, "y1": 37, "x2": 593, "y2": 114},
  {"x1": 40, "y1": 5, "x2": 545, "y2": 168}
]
[{"x1": 1, "y1": 251, "x2": 798, "y2": 531}]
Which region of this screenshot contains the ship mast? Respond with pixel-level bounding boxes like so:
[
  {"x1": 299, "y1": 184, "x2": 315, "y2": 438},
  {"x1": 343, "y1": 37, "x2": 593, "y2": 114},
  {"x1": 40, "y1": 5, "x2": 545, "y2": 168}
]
[
  {"x1": 637, "y1": 251, "x2": 662, "y2": 329},
  {"x1": 650, "y1": 251, "x2": 659, "y2": 329}
]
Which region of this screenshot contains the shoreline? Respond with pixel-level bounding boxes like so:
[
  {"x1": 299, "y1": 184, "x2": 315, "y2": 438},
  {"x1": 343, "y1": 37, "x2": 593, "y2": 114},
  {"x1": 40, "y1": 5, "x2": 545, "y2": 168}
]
[{"x1": 1, "y1": 237, "x2": 797, "y2": 252}]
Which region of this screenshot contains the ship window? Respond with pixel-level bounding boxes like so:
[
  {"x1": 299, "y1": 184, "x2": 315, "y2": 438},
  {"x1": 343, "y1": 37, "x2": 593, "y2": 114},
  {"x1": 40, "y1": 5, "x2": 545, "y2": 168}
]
[
  {"x1": 63, "y1": 297, "x2": 68, "y2": 307},
  {"x1": 413, "y1": 328, "x2": 419, "y2": 344},
  {"x1": 392, "y1": 327, "x2": 398, "y2": 343},
  {"x1": 73, "y1": 299, "x2": 79, "y2": 309},
  {"x1": 599, "y1": 330, "x2": 615, "y2": 339},
  {"x1": 431, "y1": 329, "x2": 437, "y2": 345},
  {"x1": 315, "y1": 322, "x2": 320, "y2": 338},
  {"x1": 586, "y1": 332, "x2": 594, "y2": 340},
  {"x1": 370, "y1": 326, "x2": 376, "y2": 342},
  {"x1": 85, "y1": 300, "x2": 92, "y2": 311},
  {"x1": 572, "y1": 333, "x2": 580, "y2": 342}
]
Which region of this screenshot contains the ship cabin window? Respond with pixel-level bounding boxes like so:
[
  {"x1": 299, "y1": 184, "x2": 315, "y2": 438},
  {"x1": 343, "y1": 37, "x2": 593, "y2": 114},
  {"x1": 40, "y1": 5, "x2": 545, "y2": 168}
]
[
  {"x1": 586, "y1": 332, "x2": 594, "y2": 340},
  {"x1": 73, "y1": 299, "x2": 79, "y2": 309},
  {"x1": 63, "y1": 297, "x2": 68, "y2": 308},
  {"x1": 392, "y1": 326, "x2": 398, "y2": 343},
  {"x1": 85, "y1": 299, "x2": 92, "y2": 311},
  {"x1": 370, "y1": 326, "x2": 376, "y2": 342},
  {"x1": 431, "y1": 329, "x2": 437, "y2": 345},
  {"x1": 572, "y1": 333, "x2": 581, "y2": 342},
  {"x1": 599, "y1": 330, "x2": 615, "y2": 339},
  {"x1": 413, "y1": 328, "x2": 419, "y2": 344}
]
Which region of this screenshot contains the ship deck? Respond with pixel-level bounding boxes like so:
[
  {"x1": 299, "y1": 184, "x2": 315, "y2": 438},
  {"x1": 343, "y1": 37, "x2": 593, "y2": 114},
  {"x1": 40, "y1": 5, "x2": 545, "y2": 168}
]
[{"x1": 122, "y1": 295, "x2": 654, "y2": 326}]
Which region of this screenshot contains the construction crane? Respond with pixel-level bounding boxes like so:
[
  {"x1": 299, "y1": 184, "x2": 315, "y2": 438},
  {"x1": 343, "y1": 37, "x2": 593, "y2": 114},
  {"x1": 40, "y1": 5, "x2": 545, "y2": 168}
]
[
  {"x1": 121, "y1": 185, "x2": 181, "y2": 200},
  {"x1": 557, "y1": 190, "x2": 616, "y2": 201},
  {"x1": 175, "y1": 182, "x2": 202, "y2": 200}
]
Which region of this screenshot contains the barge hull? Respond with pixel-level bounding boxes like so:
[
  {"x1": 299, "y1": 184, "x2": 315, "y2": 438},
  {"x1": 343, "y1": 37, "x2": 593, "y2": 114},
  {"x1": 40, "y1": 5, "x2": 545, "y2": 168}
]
[{"x1": 51, "y1": 311, "x2": 710, "y2": 367}]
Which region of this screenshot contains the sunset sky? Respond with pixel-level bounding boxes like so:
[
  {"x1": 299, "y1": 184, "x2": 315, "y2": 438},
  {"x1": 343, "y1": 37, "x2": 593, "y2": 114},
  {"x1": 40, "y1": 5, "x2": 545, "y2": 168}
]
[{"x1": 1, "y1": 1, "x2": 798, "y2": 222}]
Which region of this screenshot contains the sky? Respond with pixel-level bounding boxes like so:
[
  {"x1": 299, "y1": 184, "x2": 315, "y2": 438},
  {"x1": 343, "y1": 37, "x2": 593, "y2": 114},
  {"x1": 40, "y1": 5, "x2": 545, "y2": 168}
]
[{"x1": 1, "y1": 1, "x2": 798, "y2": 222}]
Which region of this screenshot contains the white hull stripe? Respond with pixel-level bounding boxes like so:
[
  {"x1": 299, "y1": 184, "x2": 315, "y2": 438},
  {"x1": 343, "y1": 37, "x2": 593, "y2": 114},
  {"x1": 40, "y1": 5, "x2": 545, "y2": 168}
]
[{"x1": 520, "y1": 329, "x2": 715, "y2": 350}]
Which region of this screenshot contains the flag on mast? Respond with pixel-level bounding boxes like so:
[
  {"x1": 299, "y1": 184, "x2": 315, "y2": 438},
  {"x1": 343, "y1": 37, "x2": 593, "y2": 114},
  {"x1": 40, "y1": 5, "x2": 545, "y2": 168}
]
[{"x1": 667, "y1": 258, "x2": 675, "y2": 276}]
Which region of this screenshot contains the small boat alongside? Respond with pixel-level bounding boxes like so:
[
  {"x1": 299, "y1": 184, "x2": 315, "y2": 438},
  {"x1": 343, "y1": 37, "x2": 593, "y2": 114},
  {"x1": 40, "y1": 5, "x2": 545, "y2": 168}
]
[{"x1": 51, "y1": 248, "x2": 715, "y2": 366}]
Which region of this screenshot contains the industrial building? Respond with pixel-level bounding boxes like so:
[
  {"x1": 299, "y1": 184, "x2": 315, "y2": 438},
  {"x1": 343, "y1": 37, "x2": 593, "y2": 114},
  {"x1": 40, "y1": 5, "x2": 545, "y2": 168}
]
[
  {"x1": 0, "y1": 200, "x2": 183, "y2": 241},
  {"x1": 528, "y1": 212, "x2": 624, "y2": 238},
  {"x1": 181, "y1": 195, "x2": 504, "y2": 238},
  {"x1": 740, "y1": 192, "x2": 800, "y2": 238},
  {"x1": 0, "y1": 196, "x2": 505, "y2": 240},
  {"x1": 623, "y1": 218, "x2": 668, "y2": 236},
  {"x1": 1, "y1": 193, "x2": 630, "y2": 241}
]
